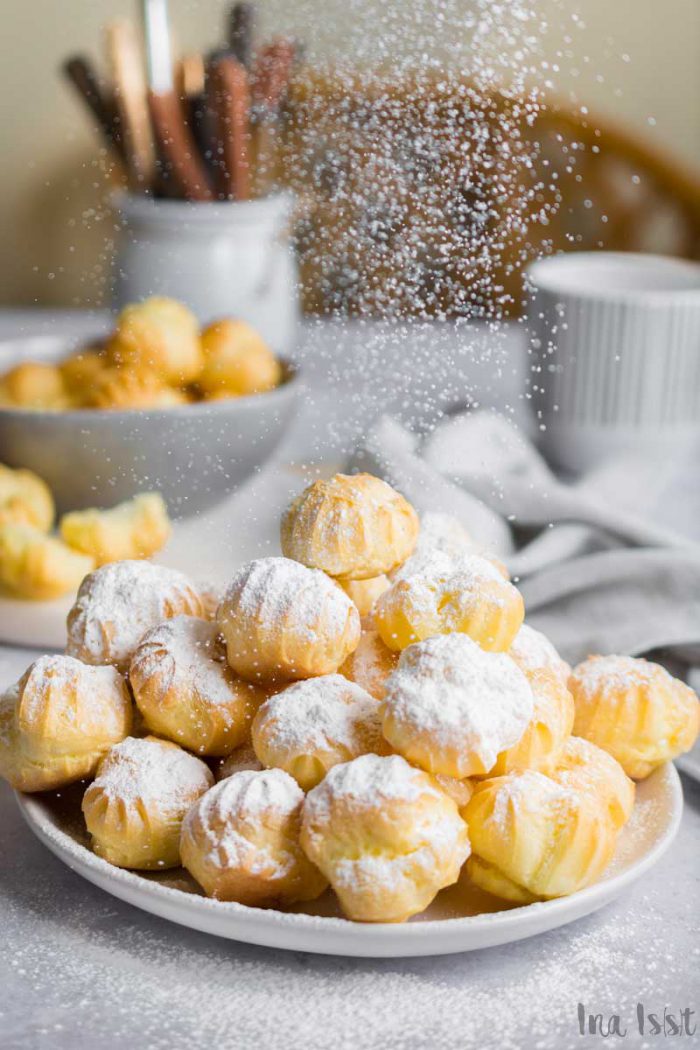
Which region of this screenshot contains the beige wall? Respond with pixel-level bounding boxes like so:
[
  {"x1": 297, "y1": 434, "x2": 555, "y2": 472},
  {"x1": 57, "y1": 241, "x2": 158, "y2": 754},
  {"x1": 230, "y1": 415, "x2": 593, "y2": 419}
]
[{"x1": 2, "y1": 0, "x2": 699, "y2": 307}]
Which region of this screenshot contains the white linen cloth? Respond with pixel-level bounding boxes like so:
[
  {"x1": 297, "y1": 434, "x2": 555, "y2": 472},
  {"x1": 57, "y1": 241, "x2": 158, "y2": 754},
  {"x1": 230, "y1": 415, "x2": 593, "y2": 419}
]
[{"x1": 351, "y1": 412, "x2": 700, "y2": 668}]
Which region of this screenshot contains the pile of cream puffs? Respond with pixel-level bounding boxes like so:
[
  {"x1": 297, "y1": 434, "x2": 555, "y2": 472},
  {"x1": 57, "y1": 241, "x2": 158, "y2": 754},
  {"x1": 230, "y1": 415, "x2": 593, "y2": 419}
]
[
  {"x1": 0, "y1": 296, "x2": 282, "y2": 412},
  {"x1": 1, "y1": 473, "x2": 698, "y2": 923}
]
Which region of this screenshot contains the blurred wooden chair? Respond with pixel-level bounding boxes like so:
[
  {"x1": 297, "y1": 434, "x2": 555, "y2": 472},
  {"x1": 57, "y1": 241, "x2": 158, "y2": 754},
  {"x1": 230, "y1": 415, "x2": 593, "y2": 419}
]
[{"x1": 280, "y1": 70, "x2": 700, "y2": 318}]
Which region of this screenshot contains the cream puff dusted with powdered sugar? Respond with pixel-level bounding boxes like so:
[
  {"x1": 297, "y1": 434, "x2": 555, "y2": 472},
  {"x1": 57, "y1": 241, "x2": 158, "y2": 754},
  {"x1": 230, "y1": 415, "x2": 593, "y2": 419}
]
[
  {"x1": 216, "y1": 557, "x2": 361, "y2": 684},
  {"x1": 281, "y1": 473, "x2": 419, "y2": 581},
  {"x1": 252, "y1": 674, "x2": 388, "y2": 790},
  {"x1": 181, "y1": 768, "x2": 327, "y2": 905},
  {"x1": 0, "y1": 654, "x2": 132, "y2": 792},
  {"x1": 66, "y1": 560, "x2": 204, "y2": 672},
  {"x1": 130, "y1": 615, "x2": 267, "y2": 756},
  {"x1": 300, "y1": 754, "x2": 470, "y2": 923},
  {"x1": 82, "y1": 736, "x2": 213, "y2": 870},
  {"x1": 381, "y1": 633, "x2": 533, "y2": 779}
]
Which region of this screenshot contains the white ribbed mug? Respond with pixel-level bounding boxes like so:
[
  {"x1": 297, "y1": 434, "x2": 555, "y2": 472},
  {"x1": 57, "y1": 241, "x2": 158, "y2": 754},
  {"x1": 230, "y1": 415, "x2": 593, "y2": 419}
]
[{"x1": 526, "y1": 252, "x2": 700, "y2": 473}]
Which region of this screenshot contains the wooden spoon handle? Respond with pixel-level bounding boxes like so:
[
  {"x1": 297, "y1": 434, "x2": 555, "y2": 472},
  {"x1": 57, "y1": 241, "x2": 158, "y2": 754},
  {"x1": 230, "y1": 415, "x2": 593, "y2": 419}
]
[
  {"x1": 148, "y1": 90, "x2": 213, "y2": 200},
  {"x1": 207, "y1": 56, "x2": 251, "y2": 201}
]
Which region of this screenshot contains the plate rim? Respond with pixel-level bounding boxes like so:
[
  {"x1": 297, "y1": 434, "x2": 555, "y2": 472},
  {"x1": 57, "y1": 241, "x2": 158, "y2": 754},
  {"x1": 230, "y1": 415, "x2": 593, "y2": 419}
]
[{"x1": 15, "y1": 763, "x2": 683, "y2": 956}]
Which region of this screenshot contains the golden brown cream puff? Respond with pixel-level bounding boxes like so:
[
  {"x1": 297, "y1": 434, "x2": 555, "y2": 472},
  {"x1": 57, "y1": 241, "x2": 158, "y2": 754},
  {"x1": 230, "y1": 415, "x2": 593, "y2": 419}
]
[
  {"x1": 216, "y1": 557, "x2": 361, "y2": 684},
  {"x1": 569, "y1": 654, "x2": 700, "y2": 779},
  {"x1": 0, "y1": 654, "x2": 132, "y2": 792},
  {"x1": 300, "y1": 753, "x2": 470, "y2": 922},
  {"x1": 82, "y1": 735, "x2": 213, "y2": 869},
  {"x1": 130, "y1": 615, "x2": 267, "y2": 756},
  {"x1": 251, "y1": 674, "x2": 387, "y2": 790},
  {"x1": 181, "y1": 768, "x2": 328, "y2": 904},
  {"x1": 281, "y1": 473, "x2": 419, "y2": 581}
]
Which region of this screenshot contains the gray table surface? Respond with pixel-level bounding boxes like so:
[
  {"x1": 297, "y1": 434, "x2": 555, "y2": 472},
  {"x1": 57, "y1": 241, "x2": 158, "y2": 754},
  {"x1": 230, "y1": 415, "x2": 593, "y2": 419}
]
[{"x1": 0, "y1": 311, "x2": 698, "y2": 1050}]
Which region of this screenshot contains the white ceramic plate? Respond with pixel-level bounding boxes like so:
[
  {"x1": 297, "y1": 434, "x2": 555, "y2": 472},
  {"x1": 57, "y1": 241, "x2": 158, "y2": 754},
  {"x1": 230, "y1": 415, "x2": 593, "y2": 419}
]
[{"x1": 17, "y1": 763, "x2": 682, "y2": 958}]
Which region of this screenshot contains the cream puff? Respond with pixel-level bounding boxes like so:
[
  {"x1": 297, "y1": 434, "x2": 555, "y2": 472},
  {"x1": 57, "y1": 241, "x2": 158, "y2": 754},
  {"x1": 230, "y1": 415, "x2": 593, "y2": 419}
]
[
  {"x1": 569, "y1": 654, "x2": 700, "y2": 779},
  {"x1": 130, "y1": 615, "x2": 267, "y2": 756},
  {"x1": 251, "y1": 674, "x2": 387, "y2": 790},
  {"x1": 180, "y1": 768, "x2": 328, "y2": 904},
  {"x1": 215, "y1": 742, "x2": 263, "y2": 781},
  {"x1": 66, "y1": 560, "x2": 204, "y2": 672},
  {"x1": 551, "y1": 736, "x2": 635, "y2": 829},
  {"x1": 0, "y1": 654, "x2": 132, "y2": 792},
  {"x1": 107, "y1": 297, "x2": 203, "y2": 384},
  {"x1": 338, "y1": 628, "x2": 399, "y2": 701},
  {"x1": 338, "y1": 575, "x2": 390, "y2": 619},
  {"x1": 488, "y1": 668, "x2": 574, "y2": 776},
  {"x1": 375, "y1": 552, "x2": 523, "y2": 653},
  {"x1": 82, "y1": 736, "x2": 213, "y2": 869},
  {"x1": 0, "y1": 361, "x2": 69, "y2": 410},
  {"x1": 199, "y1": 319, "x2": 281, "y2": 396},
  {"x1": 465, "y1": 769, "x2": 619, "y2": 903},
  {"x1": 281, "y1": 473, "x2": 419, "y2": 581},
  {"x1": 509, "y1": 623, "x2": 571, "y2": 689},
  {"x1": 381, "y1": 633, "x2": 533, "y2": 778},
  {"x1": 300, "y1": 754, "x2": 470, "y2": 922},
  {"x1": 216, "y1": 557, "x2": 360, "y2": 684}
]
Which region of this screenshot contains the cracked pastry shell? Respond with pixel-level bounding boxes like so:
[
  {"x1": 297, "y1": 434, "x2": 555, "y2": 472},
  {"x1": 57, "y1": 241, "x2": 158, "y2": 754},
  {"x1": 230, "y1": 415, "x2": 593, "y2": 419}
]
[
  {"x1": 0, "y1": 654, "x2": 132, "y2": 792},
  {"x1": 569, "y1": 654, "x2": 700, "y2": 779},
  {"x1": 0, "y1": 523, "x2": 94, "y2": 600},
  {"x1": 464, "y1": 769, "x2": 620, "y2": 904},
  {"x1": 60, "y1": 493, "x2": 171, "y2": 566},
  {"x1": 301, "y1": 754, "x2": 470, "y2": 923},
  {"x1": 181, "y1": 768, "x2": 327, "y2": 904},
  {"x1": 281, "y1": 473, "x2": 419, "y2": 581},
  {"x1": 82, "y1": 736, "x2": 213, "y2": 870},
  {"x1": 130, "y1": 615, "x2": 267, "y2": 756},
  {"x1": 216, "y1": 557, "x2": 361, "y2": 684},
  {"x1": 0, "y1": 464, "x2": 55, "y2": 532}
]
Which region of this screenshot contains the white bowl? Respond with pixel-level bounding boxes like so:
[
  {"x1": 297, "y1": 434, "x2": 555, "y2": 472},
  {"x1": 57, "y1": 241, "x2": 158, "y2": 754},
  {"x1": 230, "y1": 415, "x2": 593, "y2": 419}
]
[{"x1": 0, "y1": 334, "x2": 300, "y2": 518}]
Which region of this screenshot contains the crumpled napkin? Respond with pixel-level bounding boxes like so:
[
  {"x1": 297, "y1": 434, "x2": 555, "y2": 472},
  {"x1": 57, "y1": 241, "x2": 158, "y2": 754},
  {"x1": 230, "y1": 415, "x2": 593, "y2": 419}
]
[{"x1": 350, "y1": 412, "x2": 700, "y2": 668}]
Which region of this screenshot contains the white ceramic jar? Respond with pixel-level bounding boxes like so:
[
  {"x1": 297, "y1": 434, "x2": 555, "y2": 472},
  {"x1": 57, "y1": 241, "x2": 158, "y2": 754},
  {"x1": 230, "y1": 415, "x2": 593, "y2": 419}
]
[
  {"x1": 112, "y1": 192, "x2": 299, "y2": 353},
  {"x1": 526, "y1": 252, "x2": 700, "y2": 473}
]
